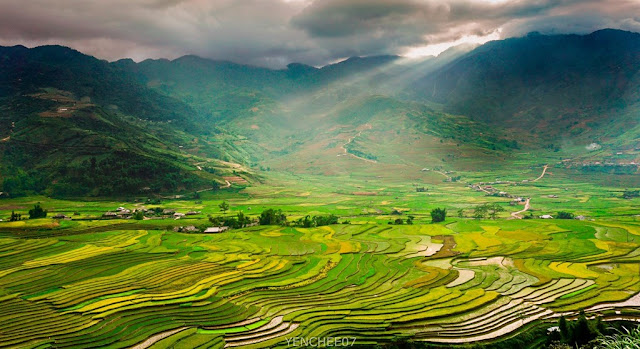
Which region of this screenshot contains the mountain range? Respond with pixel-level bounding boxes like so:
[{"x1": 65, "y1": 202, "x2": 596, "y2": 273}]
[{"x1": 1, "y1": 29, "x2": 639, "y2": 197}]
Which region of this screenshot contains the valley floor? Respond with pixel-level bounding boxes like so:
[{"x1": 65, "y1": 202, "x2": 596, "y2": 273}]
[{"x1": 0, "y1": 161, "x2": 638, "y2": 348}]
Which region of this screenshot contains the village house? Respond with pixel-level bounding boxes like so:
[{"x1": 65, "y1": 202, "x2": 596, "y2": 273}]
[
  {"x1": 52, "y1": 213, "x2": 70, "y2": 219},
  {"x1": 162, "y1": 209, "x2": 176, "y2": 215},
  {"x1": 116, "y1": 207, "x2": 132, "y2": 216},
  {"x1": 173, "y1": 212, "x2": 186, "y2": 219},
  {"x1": 204, "y1": 226, "x2": 229, "y2": 233},
  {"x1": 174, "y1": 225, "x2": 198, "y2": 233},
  {"x1": 539, "y1": 215, "x2": 554, "y2": 219},
  {"x1": 103, "y1": 212, "x2": 118, "y2": 218}
]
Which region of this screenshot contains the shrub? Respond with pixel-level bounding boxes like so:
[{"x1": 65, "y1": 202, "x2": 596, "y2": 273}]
[
  {"x1": 259, "y1": 209, "x2": 287, "y2": 226},
  {"x1": 431, "y1": 208, "x2": 447, "y2": 223},
  {"x1": 557, "y1": 211, "x2": 575, "y2": 219},
  {"x1": 28, "y1": 203, "x2": 47, "y2": 219}
]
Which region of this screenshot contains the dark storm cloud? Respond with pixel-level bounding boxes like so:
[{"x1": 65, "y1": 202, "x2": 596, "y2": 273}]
[{"x1": 0, "y1": 0, "x2": 638, "y2": 67}]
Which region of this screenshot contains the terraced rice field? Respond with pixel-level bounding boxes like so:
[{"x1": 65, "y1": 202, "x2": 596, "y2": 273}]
[{"x1": 0, "y1": 220, "x2": 639, "y2": 348}]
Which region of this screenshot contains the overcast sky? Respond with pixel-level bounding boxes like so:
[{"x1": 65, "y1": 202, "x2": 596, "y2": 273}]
[{"x1": 0, "y1": 0, "x2": 639, "y2": 68}]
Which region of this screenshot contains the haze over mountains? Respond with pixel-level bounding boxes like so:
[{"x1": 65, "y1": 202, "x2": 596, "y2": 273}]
[{"x1": 1, "y1": 29, "x2": 639, "y2": 197}]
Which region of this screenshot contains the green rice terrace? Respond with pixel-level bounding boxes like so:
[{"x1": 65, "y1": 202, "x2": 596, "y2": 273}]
[{"x1": 0, "y1": 214, "x2": 638, "y2": 348}]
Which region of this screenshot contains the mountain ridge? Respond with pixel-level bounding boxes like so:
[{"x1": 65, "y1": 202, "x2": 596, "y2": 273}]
[{"x1": 1, "y1": 28, "x2": 638, "y2": 197}]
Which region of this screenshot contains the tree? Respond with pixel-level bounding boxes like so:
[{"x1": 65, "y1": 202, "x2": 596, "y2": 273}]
[
  {"x1": 208, "y1": 215, "x2": 222, "y2": 226},
  {"x1": 473, "y1": 204, "x2": 488, "y2": 219},
  {"x1": 570, "y1": 310, "x2": 595, "y2": 346},
  {"x1": 457, "y1": 209, "x2": 464, "y2": 218},
  {"x1": 208, "y1": 211, "x2": 253, "y2": 229},
  {"x1": 9, "y1": 211, "x2": 21, "y2": 222},
  {"x1": 558, "y1": 316, "x2": 569, "y2": 340},
  {"x1": 133, "y1": 211, "x2": 144, "y2": 220},
  {"x1": 28, "y1": 203, "x2": 47, "y2": 219},
  {"x1": 314, "y1": 214, "x2": 339, "y2": 226},
  {"x1": 394, "y1": 218, "x2": 404, "y2": 225},
  {"x1": 293, "y1": 214, "x2": 339, "y2": 228},
  {"x1": 259, "y1": 209, "x2": 287, "y2": 226},
  {"x1": 302, "y1": 215, "x2": 314, "y2": 228},
  {"x1": 219, "y1": 201, "x2": 229, "y2": 213},
  {"x1": 487, "y1": 203, "x2": 504, "y2": 220},
  {"x1": 557, "y1": 211, "x2": 575, "y2": 219},
  {"x1": 406, "y1": 215, "x2": 415, "y2": 225},
  {"x1": 212, "y1": 181, "x2": 220, "y2": 191},
  {"x1": 235, "y1": 211, "x2": 253, "y2": 228},
  {"x1": 430, "y1": 208, "x2": 447, "y2": 223}
]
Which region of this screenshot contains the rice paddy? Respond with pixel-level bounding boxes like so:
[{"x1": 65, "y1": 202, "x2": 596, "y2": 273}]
[{"x1": 0, "y1": 218, "x2": 638, "y2": 348}]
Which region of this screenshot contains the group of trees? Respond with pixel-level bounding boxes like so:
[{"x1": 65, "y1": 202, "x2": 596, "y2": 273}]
[
  {"x1": 45, "y1": 153, "x2": 208, "y2": 197},
  {"x1": 292, "y1": 214, "x2": 339, "y2": 228},
  {"x1": 557, "y1": 211, "x2": 575, "y2": 219},
  {"x1": 9, "y1": 211, "x2": 21, "y2": 221},
  {"x1": 208, "y1": 209, "x2": 340, "y2": 229},
  {"x1": 258, "y1": 209, "x2": 287, "y2": 226},
  {"x1": 209, "y1": 211, "x2": 254, "y2": 229},
  {"x1": 547, "y1": 311, "x2": 617, "y2": 348},
  {"x1": 7, "y1": 203, "x2": 47, "y2": 221},
  {"x1": 390, "y1": 215, "x2": 415, "y2": 225},
  {"x1": 471, "y1": 203, "x2": 504, "y2": 219}
]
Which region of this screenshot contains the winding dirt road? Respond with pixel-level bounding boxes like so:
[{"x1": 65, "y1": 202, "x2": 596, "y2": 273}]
[
  {"x1": 532, "y1": 165, "x2": 549, "y2": 182},
  {"x1": 195, "y1": 180, "x2": 231, "y2": 193},
  {"x1": 434, "y1": 170, "x2": 451, "y2": 181},
  {"x1": 338, "y1": 124, "x2": 377, "y2": 163},
  {"x1": 509, "y1": 165, "x2": 550, "y2": 218},
  {"x1": 510, "y1": 198, "x2": 531, "y2": 219}
]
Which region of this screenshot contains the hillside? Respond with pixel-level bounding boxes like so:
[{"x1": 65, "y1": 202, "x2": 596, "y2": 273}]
[
  {"x1": 0, "y1": 45, "x2": 200, "y2": 129},
  {"x1": 410, "y1": 30, "x2": 640, "y2": 145},
  {"x1": 1, "y1": 30, "x2": 639, "y2": 197},
  {"x1": 0, "y1": 46, "x2": 249, "y2": 197}
]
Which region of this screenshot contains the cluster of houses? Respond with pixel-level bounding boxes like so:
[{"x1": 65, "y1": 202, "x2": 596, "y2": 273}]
[
  {"x1": 174, "y1": 225, "x2": 229, "y2": 233},
  {"x1": 539, "y1": 214, "x2": 586, "y2": 220},
  {"x1": 102, "y1": 207, "x2": 132, "y2": 219},
  {"x1": 470, "y1": 184, "x2": 518, "y2": 197},
  {"x1": 12, "y1": 205, "x2": 235, "y2": 234},
  {"x1": 508, "y1": 197, "x2": 527, "y2": 206},
  {"x1": 102, "y1": 207, "x2": 202, "y2": 220},
  {"x1": 100, "y1": 206, "x2": 234, "y2": 234}
]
